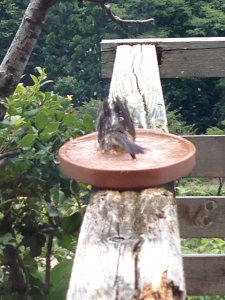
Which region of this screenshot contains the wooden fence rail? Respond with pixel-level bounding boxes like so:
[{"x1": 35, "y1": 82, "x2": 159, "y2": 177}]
[
  {"x1": 185, "y1": 135, "x2": 225, "y2": 177},
  {"x1": 183, "y1": 255, "x2": 225, "y2": 295},
  {"x1": 101, "y1": 37, "x2": 225, "y2": 78},
  {"x1": 177, "y1": 196, "x2": 225, "y2": 238}
]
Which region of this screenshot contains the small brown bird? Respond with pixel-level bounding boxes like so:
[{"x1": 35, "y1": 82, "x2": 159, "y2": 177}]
[{"x1": 98, "y1": 98, "x2": 144, "y2": 159}]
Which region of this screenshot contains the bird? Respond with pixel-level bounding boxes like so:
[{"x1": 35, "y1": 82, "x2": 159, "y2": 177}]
[{"x1": 97, "y1": 97, "x2": 144, "y2": 159}]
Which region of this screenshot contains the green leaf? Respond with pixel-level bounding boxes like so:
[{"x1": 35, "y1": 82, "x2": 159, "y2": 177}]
[
  {"x1": 50, "y1": 188, "x2": 66, "y2": 204},
  {"x1": 62, "y1": 114, "x2": 76, "y2": 126},
  {"x1": 35, "y1": 111, "x2": 49, "y2": 130},
  {"x1": 30, "y1": 75, "x2": 39, "y2": 85},
  {"x1": 74, "y1": 120, "x2": 85, "y2": 131},
  {"x1": 71, "y1": 181, "x2": 80, "y2": 193},
  {"x1": 83, "y1": 114, "x2": 94, "y2": 132},
  {"x1": 8, "y1": 106, "x2": 22, "y2": 116},
  {"x1": 35, "y1": 66, "x2": 44, "y2": 75},
  {"x1": 24, "y1": 109, "x2": 40, "y2": 116},
  {"x1": 40, "y1": 80, "x2": 54, "y2": 87},
  {"x1": 62, "y1": 212, "x2": 82, "y2": 234},
  {"x1": 0, "y1": 233, "x2": 15, "y2": 245},
  {"x1": 45, "y1": 202, "x2": 59, "y2": 217},
  {"x1": 49, "y1": 261, "x2": 73, "y2": 300},
  {"x1": 33, "y1": 150, "x2": 47, "y2": 159},
  {"x1": 29, "y1": 233, "x2": 46, "y2": 257},
  {"x1": 79, "y1": 183, "x2": 88, "y2": 190},
  {"x1": 46, "y1": 107, "x2": 58, "y2": 118},
  {"x1": 0, "y1": 115, "x2": 22, "y2": 127},
  {"x1": 57, "y1": 235, "x2": 73, "y2": 249},
  {"x1": 20, "y1": 134, "x2": 36, "y2": 147},
  {"x1": 16, "y1": 84, "x2": 26, "y2": 93},
  {"x1": 41, "y1": 122, "x2": 59, "y2": 133},
  {"x1": 50, "y1": 260, "x2": 73, "y2": 285},
  {"x1": 56, "y1": 111, "x2": 64, "y2": 121},
  {"x1": 183, "y1": 238, "x2": 194, "y2": 247},
  {"x1": 14, "y1": 117, "x2": 25, "y2": 127},
  {"x1": 40, "y1": 122, "x2": 59, "y2": 141}
]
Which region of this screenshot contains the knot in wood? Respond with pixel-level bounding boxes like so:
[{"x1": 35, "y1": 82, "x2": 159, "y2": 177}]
[
  {"x1": 205, "y1": 200, "x2": 217, "y2": 211},
  {"x1": 108, "y1": 236, "x2": 125, "y2": 243},
  {"x1": 192, "y1": 200, "x2": 217, "y2": 229}
]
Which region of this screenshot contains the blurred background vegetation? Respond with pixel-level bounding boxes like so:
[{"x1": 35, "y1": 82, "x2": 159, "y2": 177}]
[{"x1": 1, "y1": 0, "x2": 225, "y2": 134}]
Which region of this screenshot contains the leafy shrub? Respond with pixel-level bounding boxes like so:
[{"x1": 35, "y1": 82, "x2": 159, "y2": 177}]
[{"x1": 0, "y1": 67, "x2": 94, "y2": 299}]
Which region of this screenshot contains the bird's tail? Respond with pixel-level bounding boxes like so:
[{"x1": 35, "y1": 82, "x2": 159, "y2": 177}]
[{"x1": 113, "y1": 134, "x2": 144, "y2": 159}]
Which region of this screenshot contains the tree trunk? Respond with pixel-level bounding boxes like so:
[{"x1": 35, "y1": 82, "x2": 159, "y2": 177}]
[{"x1": 0, "y1": 0, "x2": 57, "y2": 97}]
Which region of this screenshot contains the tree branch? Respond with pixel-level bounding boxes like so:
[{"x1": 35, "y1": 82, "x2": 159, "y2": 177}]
[
  {"x1": 100, "y1": 3, "x2": 154, "y2": 25},
  {"x1": 4, "y1": 245, "x2": 31, "y2": 300},
  {"x1": 217, "y1": 177, "x2": 225, "y2": 196},
  {"x1": 44, "y1": 193, "x2": 55, "y2": 299}
]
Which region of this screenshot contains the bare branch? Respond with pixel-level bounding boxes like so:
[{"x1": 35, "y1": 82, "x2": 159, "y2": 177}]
[
  {"x1": 100, "y1": 3, "x2": 154, "y2": 26},
  {"x1": 217, "y1": 177, "x2": 225, "y2": 196},
  {"x1": 4, "y1": 245, "x2": 31, "y2": 300},
  {"x1": 44, "y1": 193, "x2": 55, "y2": 299}
]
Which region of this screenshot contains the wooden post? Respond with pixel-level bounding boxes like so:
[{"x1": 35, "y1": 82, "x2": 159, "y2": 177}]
[{"x1": 67, "y1": 45, "x2": 186, "y2": 300}]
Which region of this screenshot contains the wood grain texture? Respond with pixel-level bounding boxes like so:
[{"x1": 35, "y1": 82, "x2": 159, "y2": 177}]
[
  {"x1": 101, "y1": 37, "x2": 225, "y2": 78},
  {"x1": 160, "y1": 48, "x2": 225, "y2": 78},
  {"x1": 108, "y1": 44, "x2": 168, "y2": 131},
  {"x1": 184, "y1": 255, "x2": 225, "y2": 295},
  {"x1": 67, "y1": 188, "x2": 186, "y2": 300},
  {"x1": 177, "y1": 196, "x2": 225, "y2": 238},
  {"x1": 184, "y1": 135, "x2": 225, "y2": 177},
  {"x1": 67, "y1": 45, "x2": 186, "y2": 300}
]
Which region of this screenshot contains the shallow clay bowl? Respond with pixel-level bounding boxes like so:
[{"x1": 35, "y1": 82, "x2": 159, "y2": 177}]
[{"x1": 58, "y1": 129, "x2": 196, "y2": 189}]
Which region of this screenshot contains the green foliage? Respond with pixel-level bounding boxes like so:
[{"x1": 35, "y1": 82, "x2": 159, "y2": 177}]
[
  {"x1": 49, "y1": 260, "x2": 73, "y2": 300},
  {"x1": 0, "y1": 0, "x2": 26, "y2": 59},
  {"x1": 3, "y1": 0, "x2": 225, "y2": 133},
  {"x1": 187, "y1": 1, "x2": 225, "y2": 37},
  {"x1": 163, "y1": 78, "x2": 223, "y2": 134},
  {"x1": 28, "y1": 1, "x2": 110, "y2": 105},
  {"x1": 182, "y1": 238, "x2": 225, "y2": 254},
  {"x1": 27, "y1": 0, "x2": 225, "y2": 133},
  {"x1": 176, "y1": 177, "x2": 225, "y2": 196},
  {"x1": 75, "y1": 98, "x2": 102, "y2": 120},
  {"x1": 152, "y1": 0, "x2": 192, "y2": 37},
  {"x1": 0, "y1": 68, "x2": 94, "y2": 299},
  {"x1": 206, "y1": 116, "x2": 225, "y2": 138},
  {"x1": 167, "y1": 106, "x2": 196, "y2": 134}
]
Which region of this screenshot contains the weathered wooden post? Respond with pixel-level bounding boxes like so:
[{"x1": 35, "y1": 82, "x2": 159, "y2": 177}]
[{"x1": 59, "y1": 43, "x2": 197, "y2": 299}]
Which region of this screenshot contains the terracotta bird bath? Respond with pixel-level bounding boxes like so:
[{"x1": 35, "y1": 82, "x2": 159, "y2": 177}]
[{"x1": 58, "y1": 129, "x2": 196, "y2": 189}]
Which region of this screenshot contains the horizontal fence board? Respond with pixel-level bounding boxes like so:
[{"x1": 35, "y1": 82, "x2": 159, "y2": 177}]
[
  {"x1": 101, "y1": 37, "x2": 225, "y2": 78},
  {"x1": 177, "y1": 196, "x2": 225, "y2": 238},
  {"x1": 184, "y1": 135, "x2": 225, "y2": 177},
  {"x1": 184, "y1": 255, "x2": 225, "y2": 295},
  {"x1": 161, "y1": 48, "x2": 225, "y2": 78}
]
